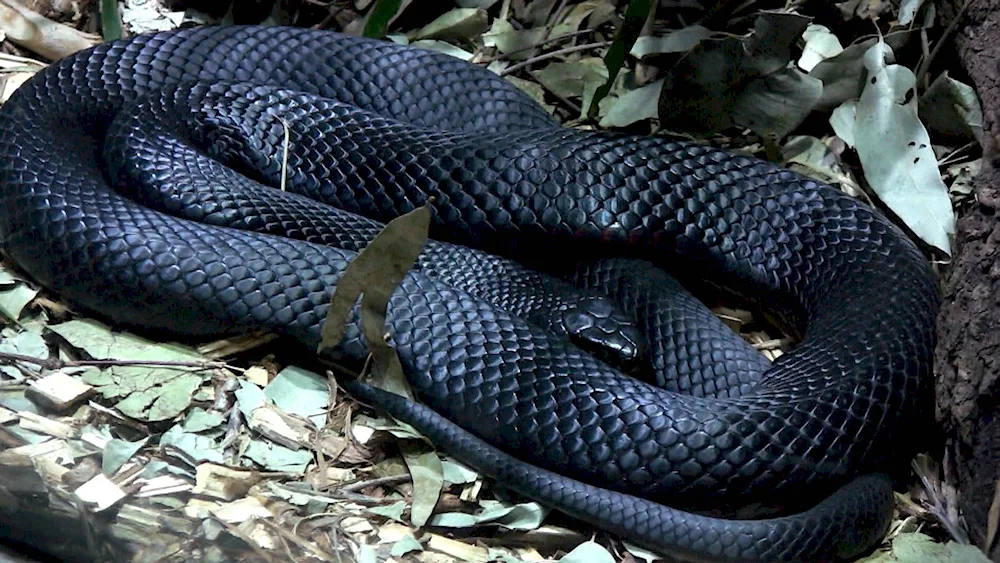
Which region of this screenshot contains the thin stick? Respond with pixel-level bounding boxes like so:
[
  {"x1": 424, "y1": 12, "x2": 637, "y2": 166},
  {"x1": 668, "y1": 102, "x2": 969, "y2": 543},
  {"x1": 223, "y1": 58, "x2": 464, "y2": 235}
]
[
  {"x1": 915, "y1": 0, "x2": 971, "y2": 87},
  {"x1": 337, "y1": 473, "x2": 411, "y2": 493},
  {"x1": 542, "y1": 0, "x2": 572, "y2": 42},
  {"x1": 526, "y1": 69, "x2": 582, "y2": 115},
  {"x1": 938, "y1": 140, "x2": 978, "y2": 168},
  {"x1": 498, "y1": 0, "x2": 511, "y2": 21},
  {"x1": 499, "y1": 41, "x2": 613, "y2": 76},
  {"x1": 481, "y1": 29, "x2": 599, "y2": 63},
  {"x1": 0, "y1": 350, "x2": 238, "y2": 372}
]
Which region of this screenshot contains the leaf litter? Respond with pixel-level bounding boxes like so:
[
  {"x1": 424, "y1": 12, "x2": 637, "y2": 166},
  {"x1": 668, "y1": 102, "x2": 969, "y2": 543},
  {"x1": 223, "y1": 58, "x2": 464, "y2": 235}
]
[{"x1": 0, "y1": 0, "x2": 985, "y2": 562}]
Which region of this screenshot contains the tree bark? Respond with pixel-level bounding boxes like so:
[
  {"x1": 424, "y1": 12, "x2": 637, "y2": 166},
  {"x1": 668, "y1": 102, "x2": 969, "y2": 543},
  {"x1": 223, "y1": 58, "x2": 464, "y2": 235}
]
[{"x1": 935, "y1": 0, "x2": 1000, "y2": 558}]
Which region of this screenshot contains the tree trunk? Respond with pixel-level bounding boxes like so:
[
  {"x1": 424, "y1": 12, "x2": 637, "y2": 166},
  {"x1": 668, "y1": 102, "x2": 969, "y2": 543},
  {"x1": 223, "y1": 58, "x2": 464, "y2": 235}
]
[{"x1": 935, "y1": 0, "x2": 1000, "y2": 559}]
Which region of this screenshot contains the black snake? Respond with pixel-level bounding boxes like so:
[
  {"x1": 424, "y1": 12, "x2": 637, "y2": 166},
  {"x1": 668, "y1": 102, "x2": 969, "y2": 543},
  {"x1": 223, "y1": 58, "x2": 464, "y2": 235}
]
[{"x1": 0, "y1": 25, "x2": 940, "y2": 562}]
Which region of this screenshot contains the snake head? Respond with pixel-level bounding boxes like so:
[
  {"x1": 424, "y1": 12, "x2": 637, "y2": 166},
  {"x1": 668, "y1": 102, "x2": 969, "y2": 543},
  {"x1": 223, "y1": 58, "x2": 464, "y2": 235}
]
[{"x1": 561, "y1": 296, "x2": 646, "y2": 369}]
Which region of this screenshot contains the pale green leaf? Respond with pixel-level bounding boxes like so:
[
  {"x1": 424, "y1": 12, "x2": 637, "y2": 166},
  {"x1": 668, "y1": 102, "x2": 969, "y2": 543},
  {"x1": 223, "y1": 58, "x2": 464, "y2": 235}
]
[
  {"x1": 265, "y1": 366, "x2": 329, "y2": 427},
  {"x1": 367, "y1": 500, "x2": 407, "y2": 521},
  {"x1": 853, "y1": 41, "x2": 955, "y2": 254},
  {"x1": 51, "y1": 318, "x2": 202, "y2": 361},
  {"x1": 599, "y1": 79, "x2": 662, "y2": 127},
  {"x1": 181, "y1": 408, "x2": 226, "y2": 433},
  {"x1": 386, "y1": 33, "x2": 408, "y2": 45},
  {"x1": 401, "y1": 443, "x2": 443, "y2": 527},
  {"x1": 8, "y1": 425, "x2": 48, "y2": 444},
  {"x1": 112, "y1": 375, "x2": 202, "y2": 422},
  {"x1": 242, "y1": 439, "x2": 312, "y2": 472},
  {"x1": 8, "y1": 314, "x2": 47, "y2": 338},
  {"x1": 899, "y1": 0, "x2": 927, "y2": 25},
  {"x1": 354, "y1": 413, "x2": 426, "y2": 441},
  {"x1": 0, "y1": 330, "x2": 47, "y2": 380},
  {"x1": 441, "y1": 459, "x2": 479, "y2": 485},
  {"x1": 409, "y1": 40, "x2": 474, "y2": 60},
  {"x1": 0, "y1": 269, "x2": 16, "y2": 286},
  {"x1": 357, "y1": 544, "x2": 379, "y2": 563},
  {"x1": 390, "y1": 536, "x2": 424, "y2": 557},
  {"x1": 630, "y1": 25, "x2": 710, "y2": 58},
  {"x1": 267, "y1": 481, "x2": 332, "y2": 507},
  {"x1": 559, "y1": 540, "x2": 616, "y2": 563},
  {"x1": 534, "y1": 58, "x2": 608, "y2": 98},
  {"x1": 0, "y1": 392, "x2": 39, "y2": 415},
  {"x1": 235, "y1": 380, "x2": 266, "y2": 418},
  {"x1": 409, "y1": 8, "x2": 488, "y2": 41},
  {"x1": 482, "y1": 19, "x2": 545, "y2": 61},
  {"x1": 140, "y1": 460, "x2": 170, "y2": 479},
  {"x1": 160, "y1": 425, "x2": 224, "y2": 464},
  {"x1": 533, "y1": 58, "x2": 608, "y2": 116},
  {"x1": 103, "y1": 437, "x2": 148, "y2": 475},
  {"x1": 428, "y1": 500, "x2": 547, "y2": 530},
  {"x1": 732, "y1": 67, "x2": 823, "y2": 138},
  {"x1": 551, "y1": 0, "x2": 611, "y2": 37},
  {"x1": 53, "y1": 319, "x2": 207, "y2": 421},
  {"x1": 830, "y1": 100, "x2": 858, "y2": 146},
  {"x1": 0, "y1": 269, "x2": 37, "y2": 323},
  {"x1": 798, "y1": 24, "x2": 844, "y2": 72},
  {"x1": 857, "y1": 532, "x2": 989, "y2": 562},
  {"x1": 809, "y1": 31, "x2": 910, "y2": 110},
  {"x1": 503, "y1": 77, "x2": 554, "y2": 114},
  {"x1": 919, "y1": 72, "x2": 983, "y2": 142}
]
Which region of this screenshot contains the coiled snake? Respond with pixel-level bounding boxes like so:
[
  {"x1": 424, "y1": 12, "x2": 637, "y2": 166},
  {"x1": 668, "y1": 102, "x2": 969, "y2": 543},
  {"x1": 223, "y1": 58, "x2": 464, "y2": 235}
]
[{"x1": 0, "y1": 25, "x2": 940, "y2": 562}]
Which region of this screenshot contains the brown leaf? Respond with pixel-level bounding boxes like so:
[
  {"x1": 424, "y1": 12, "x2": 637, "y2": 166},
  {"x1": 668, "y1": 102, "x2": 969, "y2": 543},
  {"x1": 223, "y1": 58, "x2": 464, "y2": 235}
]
[{"x1": 319, "y1": 204, "x2": 432, "y2": 400}]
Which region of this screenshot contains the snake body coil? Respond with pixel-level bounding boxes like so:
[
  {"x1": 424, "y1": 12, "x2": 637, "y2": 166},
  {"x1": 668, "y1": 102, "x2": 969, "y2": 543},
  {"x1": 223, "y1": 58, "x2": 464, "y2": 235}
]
[{"x1": 0, "y1": 26, "x2": 940, "y2": 561}]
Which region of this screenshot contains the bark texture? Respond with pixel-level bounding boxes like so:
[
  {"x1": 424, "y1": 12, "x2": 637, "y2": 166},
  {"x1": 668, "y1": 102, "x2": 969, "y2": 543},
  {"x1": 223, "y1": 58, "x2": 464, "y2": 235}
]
[{"x1": 935, "y1": 0, "x2": 1000, "y2": 558}]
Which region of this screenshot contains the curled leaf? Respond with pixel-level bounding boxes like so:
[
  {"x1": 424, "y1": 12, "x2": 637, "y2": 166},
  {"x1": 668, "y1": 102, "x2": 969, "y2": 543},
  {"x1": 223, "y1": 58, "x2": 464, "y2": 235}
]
[
  {"x1": 849, "y1": 41, "x2": 955, "y2": 254},
  {"x1": 918, "y1": 72, "x2": 983, "y2": 143},
  {"x1": 798, "y1": 24, "x2": 844, "y2": 72},
  {"x1": 319, "y1": 204, "x2": 431, "y2": 399},
  {"x1": 656, "y1": 12, "x2": 816, "y2": 136}
]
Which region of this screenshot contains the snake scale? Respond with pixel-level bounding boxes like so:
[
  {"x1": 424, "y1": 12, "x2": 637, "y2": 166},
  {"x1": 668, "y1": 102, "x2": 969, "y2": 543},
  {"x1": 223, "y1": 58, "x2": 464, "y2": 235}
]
[{"x1": 0, "y1": 25, "x2": 940, "y2": 562}]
